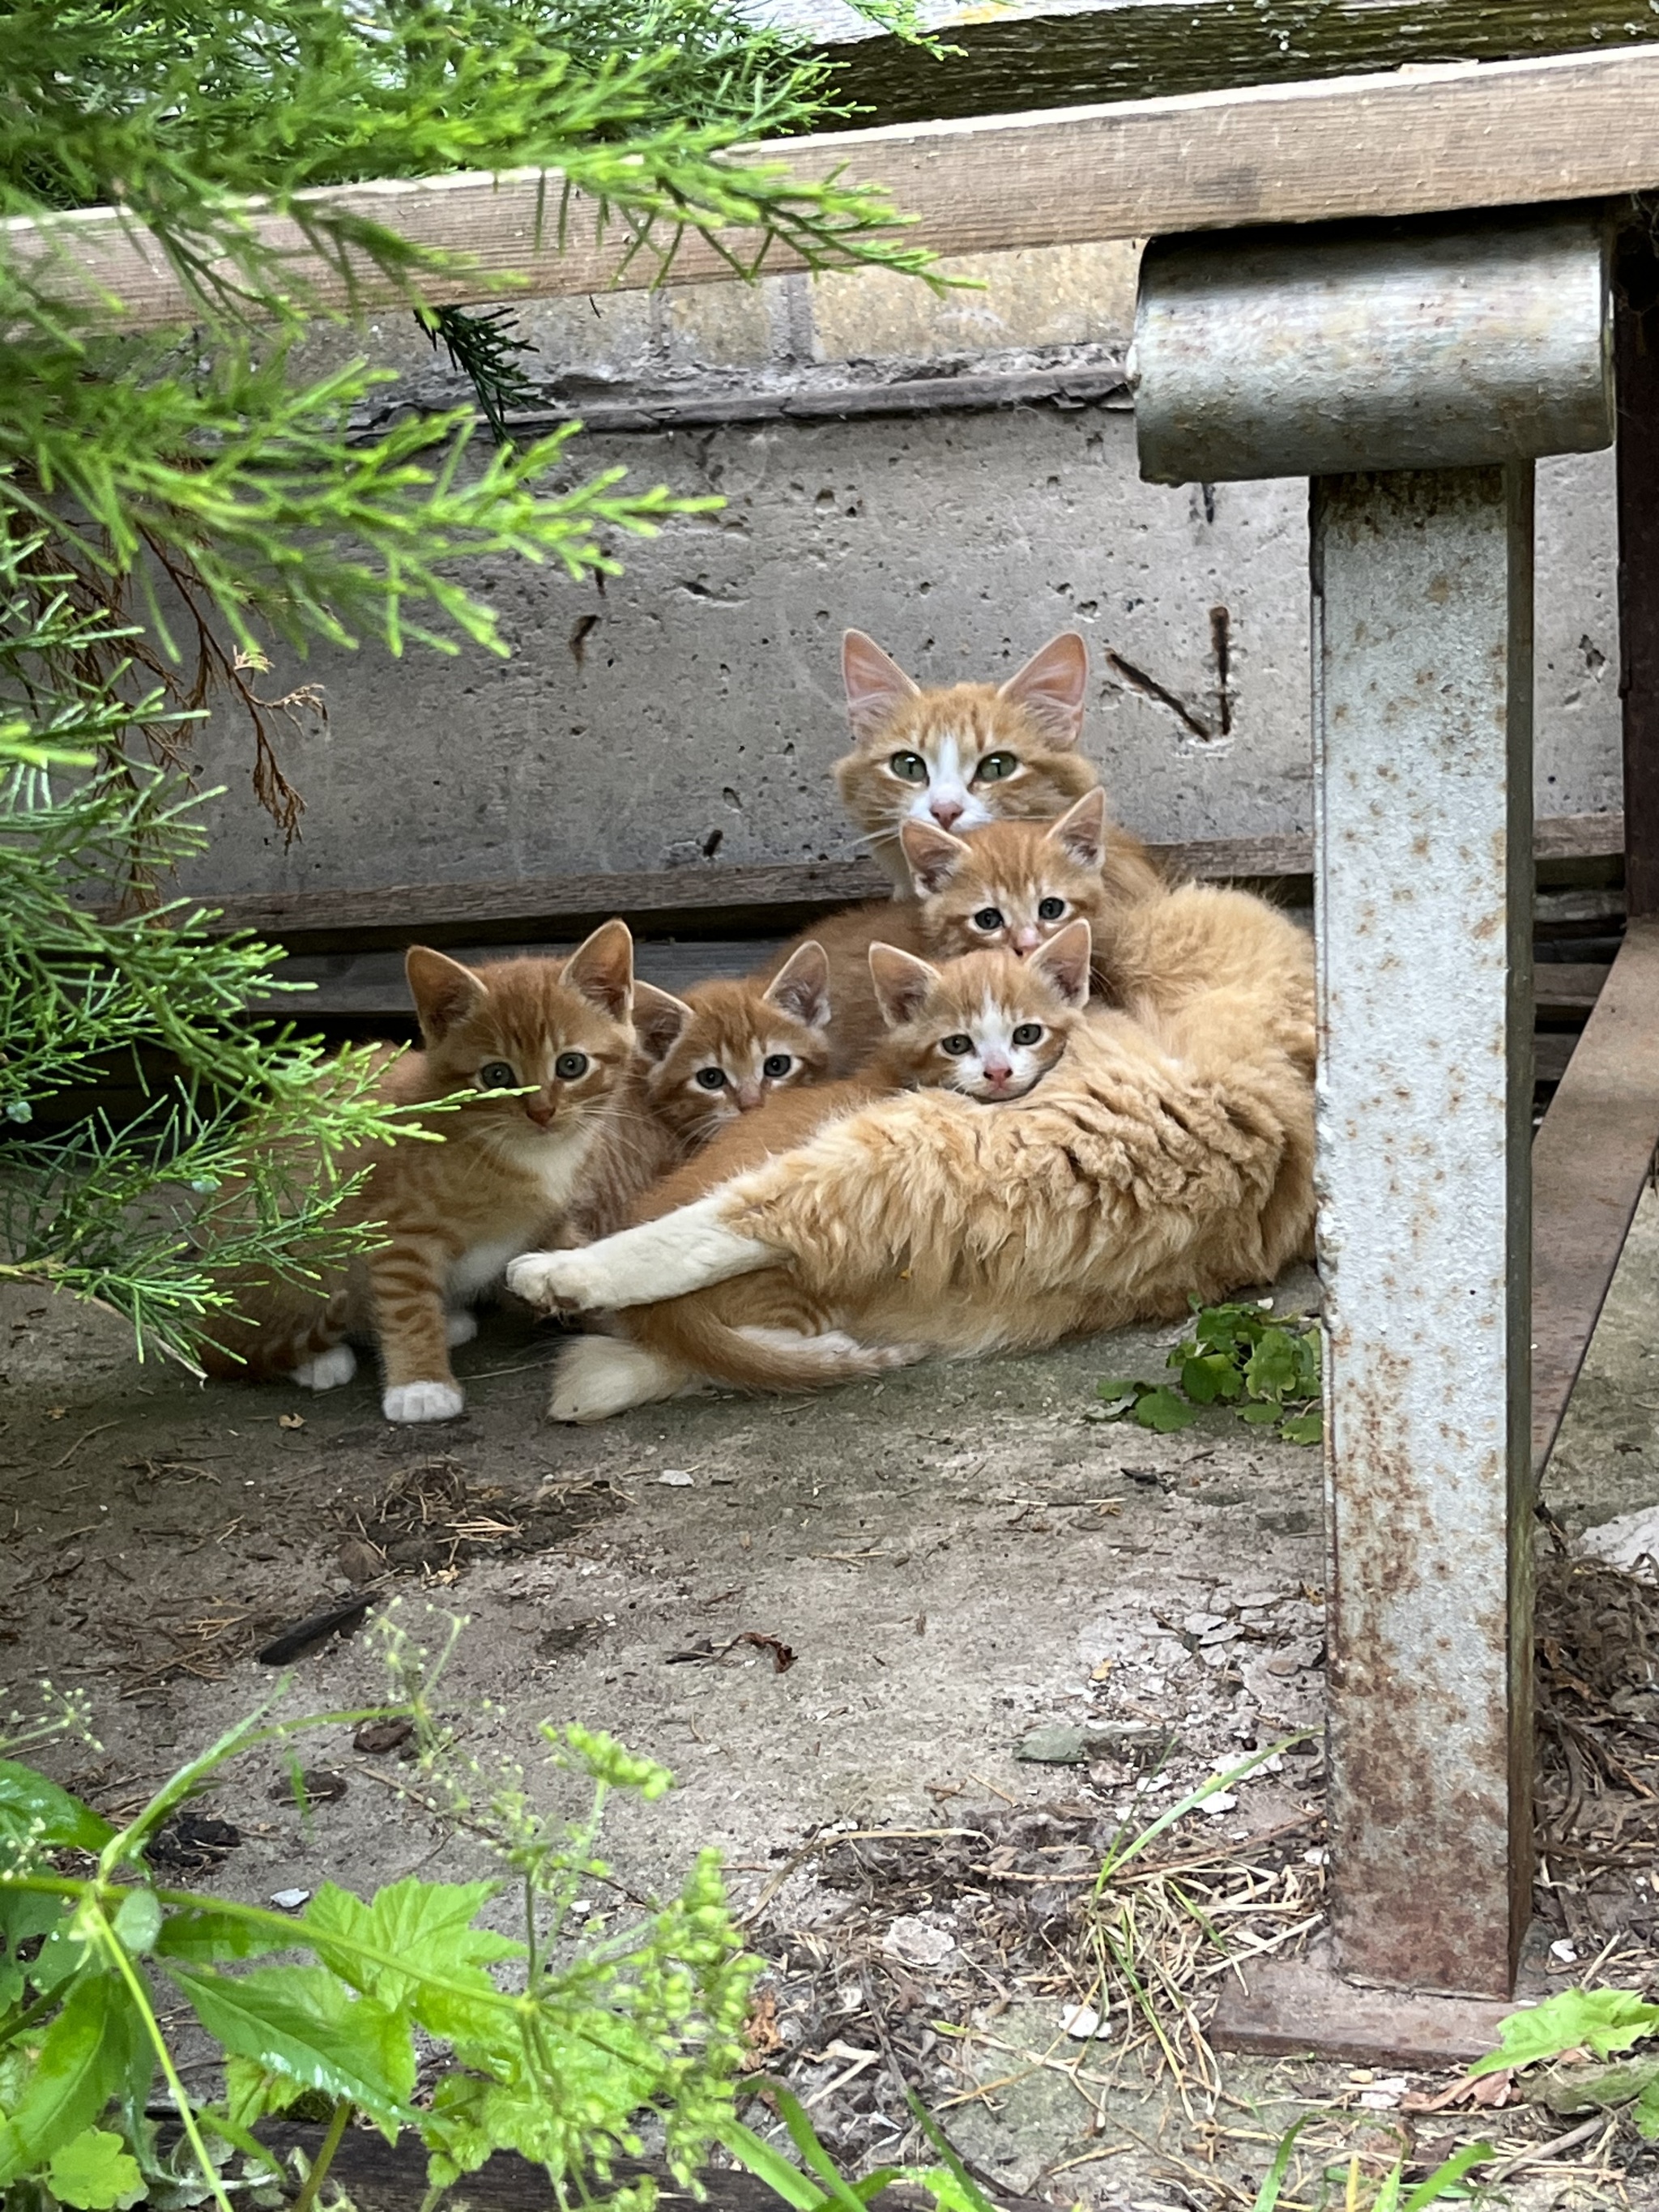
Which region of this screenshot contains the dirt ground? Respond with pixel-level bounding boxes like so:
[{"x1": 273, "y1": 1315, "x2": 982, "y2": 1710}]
[{"x1": 7, "y1": 1200, "x2": 1659, "y2": 2209}]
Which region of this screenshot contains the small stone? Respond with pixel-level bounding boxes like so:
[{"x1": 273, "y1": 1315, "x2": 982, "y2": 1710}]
[
  {"x1": 882, "y1": 1916, "x2": 955, "y2": 1968},
  {"x1": 1015, "y1": 1724, "x2": 1089, "y2": 1765},
  {"x1": 353, "y1": 1717, "x2": 414, "y2": 1755},
  {"x1": 1060, "y1": 2002, "x2": 1111, "y2": 2040},
  {"x1": 659, "y1": 1469, "x2": 694, "y2": 1487},
  {"x1": 1199, "y1": 1792, "x2": 1239, "y2": 1816},
  {"x1": 270, "y1": 1888, "x2": 311, "y2": 1911},
  {"x1": 1550, "y1": 1938, "x2": 1578, "y2": 1963}
]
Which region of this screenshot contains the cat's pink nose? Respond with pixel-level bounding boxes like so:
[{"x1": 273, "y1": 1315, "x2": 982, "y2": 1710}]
[
  {"x1": 930, "y1": 796, "x2": 964, "y2": 829},
  {"x1": 525, "y1": 1097, "x2": 556, "y2": 1127},
  {"x1": 1013, "y1": 925, "x2": 1041, "y2": 953},
  {"x1": 736, "y1": 1080, "x2": 763, "y2": 1110},
  {"x1": 983, "y1": 1059, "x2": 1013, "y2": 1089}
]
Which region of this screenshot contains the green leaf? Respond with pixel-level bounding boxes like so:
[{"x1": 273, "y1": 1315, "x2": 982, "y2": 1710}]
[
  {"x1": 110, "y1": 1891, "x2": 162, "y2": 1956},
  {"x1": 0, "y1": 1763, "x2": 115, "y2": 1854},
  {"x1": 1178, "y1": 1353, "x2": 1240, "y2": 1405},
  {"x1": 1636, "y1": 2073, "x2": 1659, "y2": 2139},
  {"x1": 1243, "y1": 1328, "x2": 1300, "y2": 1400},
  {"x1": 163, "y1": 1964, "x2": 419, "y2": 2137},
  {"x1": 152, "y1": 1906, "x2": 284, "y2": 1965},
  {"x1": 1280, "y1": 1412, "x2": 1324, "y2": 1447},
  {"x1": 0, "y1": 1971, "x2": 141, "y2": 2186},
  {"x1": 301, "y1": 1878, "x2": 521, "y2": 2039},
  {"x1": 1133, "y1": 1387, "x2": 1199, "y2": 1433},
  {"x1": 1094, "y1": 1377, "x2": 1148, "y2": 1410},
  {"x1": 1401, "y1": 2140, "x2": 1494, "y2": 2209},
  {"x1": 716, "y1": 2119, "x2": 835, "y2": 2210},
  {"x1": 45, "y1": 2126, "x2": 146, "y2": 2210},
  {"x1": 1470, "y1": 1987, "x2": 1659, "y2": 2075},
  {"x1": 1249, "y1": 2118, "x2": 1308, "y2": 2212},
  {"x1": 1236, "y1": 1401, "x2": 1285, "y2": 1425},
  {"x1": 0, "y1": 1890, "x2": 73, "y2": 2008}
]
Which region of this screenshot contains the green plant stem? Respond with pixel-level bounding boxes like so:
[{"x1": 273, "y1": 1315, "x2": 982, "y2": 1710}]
[
  {"x1": 91, "y1": 1909, "x2": 237, "y2": 2212},
  {"x1": 292, "y1": 2093, "x2": 352, "y2": 2212}
]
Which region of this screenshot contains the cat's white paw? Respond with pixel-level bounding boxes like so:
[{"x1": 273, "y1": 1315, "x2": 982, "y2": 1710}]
[
  {"x1": 548, "y1": 1336, "x2": 691, "y2": 1422},
  {"x1": 507, "y1": 1249, "x2": 602, "y2": 1313},
  {"x1": 382, "y1": 1379, "x2": 465, "y2": 1424},
  {"x1": 445, "y1": 1310, "x2": 480, "y2": 1348},
  {"x1": 292, "y1": 1345, "x2": 357, "y2": 1392}
]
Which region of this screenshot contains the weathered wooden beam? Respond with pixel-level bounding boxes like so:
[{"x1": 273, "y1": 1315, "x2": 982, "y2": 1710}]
[
  {"x1": 1531, "y1": 916, "x2": 1659, "y2": 1473},
  {"x1": 14, "y1": 49, "x2": 1659, "y2": 335}
]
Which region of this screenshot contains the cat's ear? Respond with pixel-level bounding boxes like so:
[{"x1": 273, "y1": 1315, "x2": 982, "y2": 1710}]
[
  {"x1": 998, "y1": 632, "x2": 1088, "y2": 748},
  {"x1": 1029, "y1": 918, "x2": 1094, "y2": 1009},
  {"x1": 766, "y1": 942, "x2": 832, "y2": 1030},
  {"x1": 406, "y1": 946, "x2": 487, "y2": 1041},
  {"x1": 900, "y1": 817, "x2": 972, "y2": 896},
  {"x1": 843, "y1": 630, "x2": 920, "y2": 742},
  {"x1": 868, "y1": 942, "x2": 940, "y2": 1029},
  {"x1": 632, "y1": 981, "x2": 693, "y2": 1063},
  {"x1": 562, "y1": 918, "x2": 634, "y2": 1021},
  {"x1": 1046, "y1": 787, "x2": 1108, "y2": 872}
]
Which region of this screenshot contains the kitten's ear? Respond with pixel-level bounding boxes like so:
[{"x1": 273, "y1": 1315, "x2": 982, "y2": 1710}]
[
  {"x1": 632, "y1": 981, "x2": 693, "y2": 1063},
  {"x1": 1029, "y1": 918, "x2": 1094, "y2": 1009},
  {"x1": 998, "y1": 632, "x2": 1089, "y2": 748},
  {"x1": 562, "y1": 918, "x2": 634, "y2": 1021},
  {"x1": 843, "y1": 629, "x2": 920, "y2": 742},
  {"x1": 406, "y1": 946, "x2": 487, "y2": 1041},
  {"x1": 868, "y1": 943, "x2": 940, "y2": 1029},
  {"x1": 900, "y1": 817, "x2": 972, "y2": 896},
  {"x1": 766, "y1": 941, "x2": 832, "y2": 1031},
  {"x1": 1046, "y1": 787, "x2": 1108, "y2": 872}
]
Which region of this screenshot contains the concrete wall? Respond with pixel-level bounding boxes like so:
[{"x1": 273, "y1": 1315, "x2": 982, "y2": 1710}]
[{"x1": 178, "y1": 241, "x2": 1622, "y2": 895}]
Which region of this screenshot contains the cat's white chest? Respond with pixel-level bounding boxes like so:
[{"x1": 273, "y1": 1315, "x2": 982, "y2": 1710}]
[{"x1": 448, "y1": 1233, "x2": 527, "y2": 1302}]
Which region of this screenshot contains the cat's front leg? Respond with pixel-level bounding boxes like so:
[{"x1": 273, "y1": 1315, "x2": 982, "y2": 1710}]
[
  {"x1": 507, "y1": 1194, "x2": 778, "y2": 1315},
  {"x1": 367, "y1": 1239, "x2": 466, "y2": 1422}
]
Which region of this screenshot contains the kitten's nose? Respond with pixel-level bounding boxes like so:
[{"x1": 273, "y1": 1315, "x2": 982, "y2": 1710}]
[
  {"x1": 983, "y1": 1059, "x2": 1013, "y2": 1089},
  {"x1": 525, "y1": 1096, "x2": 556, "y2": 1127},
  {"x1": 930, "y1": 795, "x2": 964, "y2": 829},
  {"x1": 736, "y1": 1080, "x2": 763, "y2": 1110},
  {"x1": 1013, "y1": 925, "x2": 1041, "y2": 954}
]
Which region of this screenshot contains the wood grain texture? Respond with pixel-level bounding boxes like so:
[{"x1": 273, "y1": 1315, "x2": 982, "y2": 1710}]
[
  {"x1": 1532, "y1": 916, "x2": 1659, "y2": 1473},
  {"x1": 16, "y1": 49, "x2": 1659, "y2": 334}
]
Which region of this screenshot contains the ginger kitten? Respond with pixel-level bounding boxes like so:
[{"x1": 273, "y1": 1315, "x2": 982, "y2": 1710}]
[
  {"x1": 637, "y1": 943, "x2": 833, "y2": 1153},
  {"x1": 526, "y1": 924, "x2": 1092, "y2": 1419},
  {"x1": 201, "y1": 922, "x2": 655, "y2": 1424},
  {"x1": 835, "y1": 629, "x2": 1101, "y2": 888},
  {"x1": 757, "y1": 791, "x2": 1159, "y2": 1072}
]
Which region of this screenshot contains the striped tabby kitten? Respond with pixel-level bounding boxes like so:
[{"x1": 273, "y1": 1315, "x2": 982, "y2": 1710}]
[
  {"x1": 201, "y1": 922, "x2": 658, "y2": 1424},
  {"x1": 834, "y1": 629, "x2": 1101, "y2": 889},
  {"x1": 636, "y1": 943, "x2": 833, "y2": 1153}
]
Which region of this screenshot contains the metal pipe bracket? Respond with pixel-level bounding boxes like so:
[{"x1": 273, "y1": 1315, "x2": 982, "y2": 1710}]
[{"x1": 1132, "y1": 210, "x2": 1613, "y2": 484}]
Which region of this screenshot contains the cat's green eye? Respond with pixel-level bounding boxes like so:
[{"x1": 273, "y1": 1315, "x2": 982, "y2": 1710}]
[
  {"x1": 1037, "y1": 897, "x2": 1067, "y2": 921},
  {"x1": 478, "y1": 1060, "x2": 516, "y2": 1090},
  {"x1": 971, "y1": 906, "x2": 1004, "y2": 932},
  {"x1": 554, "y1": 1051, "x2": 590, "y2": 1080},
  {"x1": 940, "y1": 1034, "x2": 974, "y2": 1056},
  {"x1": 1012, "y1": 1023, "x2": 1044, "y2": 1046},
  {"x1": 762, "y1": 1054, "x2": 793, "y2": 1079},
  {"x1": 974, "y1": 751, "x2": 1018, "y2": 783},
  {"x1": 888, "y1": 751, "x2": 928, "y2": 784},
  {"x1": 695, "y1": 1067, "x2": 728, "y2": 1090}
]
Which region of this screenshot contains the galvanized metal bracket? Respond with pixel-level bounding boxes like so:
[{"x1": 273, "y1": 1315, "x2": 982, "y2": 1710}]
[{"x1": 1132, "y1": 211, "x2": 1614, "y2": 2005}]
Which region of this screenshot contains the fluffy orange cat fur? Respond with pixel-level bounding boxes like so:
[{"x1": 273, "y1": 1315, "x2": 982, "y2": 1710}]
[
  {"x1": 636, "y1": 943, "x2": 834, "y2": 1153},
  {"x1": 753, "y1": 791, "x2": 1162, "y2": 1073},
  {"x1": 835, "y1": 629, "x2": 1104, "y2": 888},
  {"x1": 507, "y1": 884, "x2": 1316, "y2": 1417},
  {"x1": 528, "y1": 923, "x2": 1094, "y2": 1417},
  {"x1": 202, "y1": 921, "x2": 682, "y2": 1424}
]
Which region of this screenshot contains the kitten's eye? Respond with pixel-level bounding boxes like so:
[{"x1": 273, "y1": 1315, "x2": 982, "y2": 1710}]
[
  {"x1": 695, "y1": 1067, "x2": 728, "y2": 1090},
  {"x1": 972, "y1": 907, "x2": 1004, "y2": 932},
  {"x1": 940, "y1": 1034, "x2": 974, "y2": 1057},
  {"x1": 1012, "y1": 1023, "x2": 1044, "y2": 1046},
  {"x1": 1037, "y1": 897, "x2": 1067, "y2": 922},
  {"x1": 888, "y1": 751, "x2": 928, "y2": 785},
  {"x1": 478, "y1": 1061, "x2": 517, "y2": 1090},
  {"x1": 974, "y1": 752, "x2": 1018, "y2": 783},
  {"x1": 553, "y1": 1051, "x2": 590, "y2": 1080},
  {"x1": 761, "y1": 1054, "x2": 793, "y2": 1080}
]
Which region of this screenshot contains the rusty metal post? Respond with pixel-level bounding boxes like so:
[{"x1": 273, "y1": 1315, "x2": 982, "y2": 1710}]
[
  {"x1": 1313, "y1": 467, "x2": 1535, "y2": 1996},
  {"x1": 1133, "y1": 211, "x2": 1613, "y2": 2014}
]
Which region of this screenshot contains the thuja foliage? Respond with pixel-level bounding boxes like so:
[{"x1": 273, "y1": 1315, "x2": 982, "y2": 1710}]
[
  {"x1": 1094, "y1": 1298, "x2": 1324, "y2": 1446},
  {"x1": 0, "y1": 0, "x2": 933, "y2": 1346}
]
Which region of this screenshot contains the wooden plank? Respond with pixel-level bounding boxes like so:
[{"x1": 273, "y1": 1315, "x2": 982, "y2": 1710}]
[
  {"x1": 1533, "y1": 962, "x2": 1610, "y2": 1021},
  {"x1": 16, "y1": 49, "x2": 1659, "y2": 335},
  {"x1": 1532, "y1": 915, "x2": 1659, "y2": 1471},
  {"x1": 155, "y1": 812, "x2": 1623, "y2": 954},
  {"x1": 250, "y1": 938, "x2": 774, "y2": 1014},
  {"x1": 1618, "y1": 219, "x2": 1659, "y2": 919}
]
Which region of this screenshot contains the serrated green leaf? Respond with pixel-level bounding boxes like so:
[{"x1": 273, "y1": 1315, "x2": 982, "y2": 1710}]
[
  {"x1": 45, "y1": 2126, "x2": 146, "y2": 2210},
  {"x1": 153, "y1": 1906, "x2": 284, "y2": 1966},
  {"x1": 0, "y1": 1890, "x2": 73, "y2": 2007},
  {"x1": 164, "y1": 1963, "x2": 419, "y2": 2138},
  {"x1": 1133, "y1": 1387, "x2": 1198, "y2": 1434},
  {"x1": 0, "y1": 1971, "x2": 141, "y2": 2186},
  {"x1": 301, "y1": 1878, "x2": 520, "y2": 2038},
  {"x1": 111, "y1": 1890, "x2": 162, "y2": 1956},
  {"x1": 0, "y1": 1763, "x2": 115, "y2": 1855},
  {"x1": 1470, "y1": 1987, "x2": 1659, "y2": 2076}
]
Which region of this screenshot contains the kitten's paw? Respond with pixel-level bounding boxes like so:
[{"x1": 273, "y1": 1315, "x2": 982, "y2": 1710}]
[
  {"x1": 548, "y1": 1336, "x2": 691, "y2": 1423},
  {"x1": 445, "y1": 1310, "x2": 480, "y2": 1348},
  {"x1": 507, "y1": 1249, "x2": 602, "y2": 1313},
  {"x1": 292, "y1": 1344, "x2": 356, "y2": 1392},
  {"x1": 382, "y1": 1379, "x2": 465, "y2": 1424}
]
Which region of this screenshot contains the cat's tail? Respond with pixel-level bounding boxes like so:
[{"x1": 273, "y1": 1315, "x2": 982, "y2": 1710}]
[
  {"x1": 624, "y1": 1293, "x2": 915, "y2": 1401},
  {"x1": 196, "y1": 1289, "x2": 351, "y2": 1383}
]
